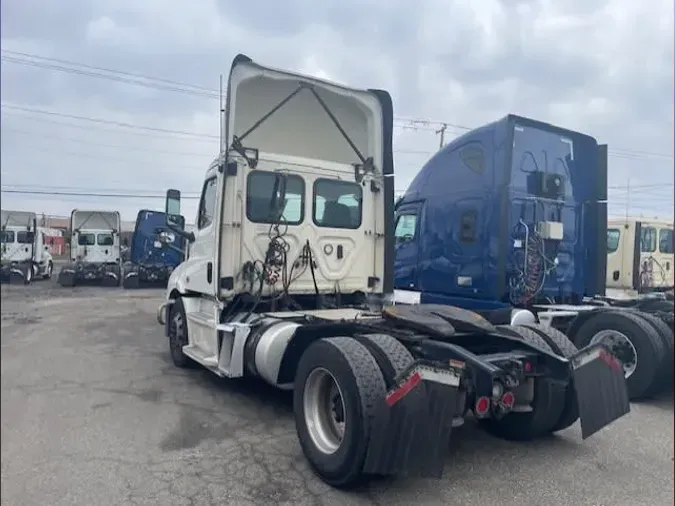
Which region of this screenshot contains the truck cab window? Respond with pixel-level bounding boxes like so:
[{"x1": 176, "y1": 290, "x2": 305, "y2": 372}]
[
  {"x1": 198, "y1": 177, "x2": 218, "y2": 229},
  {"x1": 607, "y1": 228, "x2": 620, "y2": 253},
  {"x1": 77, "y1": 233, "x2": 96, "y2": 246},
  {"x1": 395, "y1": 214, "x2": 417, "y2": 243},
  {"x1": 246, "y1": 171, "x2": 305, "y2": 225},
  {"x1": 1, "y1": 231, "x2": 15, "y2": 243},
  {"x1": 459, "y1": 145, "x2": 485, "y2": 174},
  {"x1": 640, "y1": 227, "x2": 657, "y2": 253},
  {"x1": 97, "y1": 233, "x2": 114, "y2": 246},
  {"x1": 659, "y1": 228, "x2": 673, "y2": 254},
  {"x1": 16, "y1": 231, "x2": 34, "y2": 244},
  {"x1": 313, "y1": 179, "x2": 362, "y2": 229}
]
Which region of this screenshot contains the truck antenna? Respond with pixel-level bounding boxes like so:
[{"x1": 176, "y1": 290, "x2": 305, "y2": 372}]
[{"x1": 219, "y1": 73, "x2": 225, "y2": 154}]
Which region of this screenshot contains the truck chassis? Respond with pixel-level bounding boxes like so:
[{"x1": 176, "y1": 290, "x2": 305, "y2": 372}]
[
  {"x1": 122, "y1": 262, "x2": 173, "y2": 289},
  {"x1": 158, "y1": 299, "x2": 629, "y2": 487},
  {"x1": 58, "y1": 261, "x2": 121, "y2": 287}
]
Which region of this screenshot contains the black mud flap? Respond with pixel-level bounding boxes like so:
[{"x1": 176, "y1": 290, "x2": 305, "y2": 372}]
[
  {"x1": 362, "y1": 362, "x2": 462, "y2": 478},
  {"x1": 571, "y1": 343, "x2": 630, "y2": 439}
]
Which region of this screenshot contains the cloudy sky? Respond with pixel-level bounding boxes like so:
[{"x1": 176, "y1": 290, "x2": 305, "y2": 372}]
[{"x1": 1, "y1": 0, "x2": 673, "y2": 223}]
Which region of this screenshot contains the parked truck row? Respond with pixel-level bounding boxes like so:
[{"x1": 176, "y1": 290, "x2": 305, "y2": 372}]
[
  {"x1": 150, "y1": 54, "x2": 653, "y2": 489},
  {"x1": 4, "y1": 54, "x2": 670, "y2": 490}
]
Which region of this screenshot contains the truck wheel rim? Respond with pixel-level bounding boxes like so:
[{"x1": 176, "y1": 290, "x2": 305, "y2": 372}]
[
  {"x1": 303, "y1": 368, "x2": 346, "y2": 455},
  {"x1": 590, "y1": 330, "x2": 638, "y2": 378}
]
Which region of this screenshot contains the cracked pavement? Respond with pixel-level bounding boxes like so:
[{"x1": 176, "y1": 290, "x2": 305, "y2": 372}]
[{"x1": 1, "y1": 279, "x2": 673, "y2": 505}]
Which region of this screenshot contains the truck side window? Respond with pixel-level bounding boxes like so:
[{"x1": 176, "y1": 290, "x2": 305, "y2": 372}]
[
  {"x1": 198, "y1": 177, "x2": 218, "y2": 229},
  {"x1": 459, "y1": 211, "x2": 477, "y2": 243},
  {"x1": 659, "y1": 228, "x2": 673, "y2": 254},
  {"x1": 607, "y1": 228, "x2": 620, "y2": 253},
  {"x1": 1, "y1": 231, "x2": 15, "y2": 243},
  {"x1": 459, "y1": 145, "x2": 485, "y2": 174},
  {"x1": 313, "y1": 179, "x2": 362, "y2": 229},
  {"x1": 246, "y1": 171, "x2": 305, "y2": 225},
  {"x1": 640, "y1": 226, "x2": 657, "y2": 253},
  {"x1": 394, "y1": 214, "x2": 417, "y2": 243}
]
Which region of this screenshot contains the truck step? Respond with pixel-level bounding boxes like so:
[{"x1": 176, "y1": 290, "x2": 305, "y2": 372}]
[
  {"x1": 186, "y1": 311, "x2": 217, "y2": 329},
  {"x1": 182, "y1": 345, "x2": 218, "y2": 368}
]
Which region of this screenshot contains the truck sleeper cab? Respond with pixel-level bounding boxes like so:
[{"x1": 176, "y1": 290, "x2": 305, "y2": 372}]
[
  {"x1": 58, "y1": 210, "x2": 122, "y2": 287},
  {"x1": 156, "y1": 55, "x2": 630, "y2": 488},
  {"x1": 122, "y1": 209, "x2": 185, "y2": 289},
  {"x1": 393, "y1": 116, "x2": 673, "y2": 401},
  {"x1": 0, "y1": 210, "x2": 54, "y2": 284}
]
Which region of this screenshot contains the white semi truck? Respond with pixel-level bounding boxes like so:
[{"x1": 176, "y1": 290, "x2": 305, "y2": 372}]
[
  {"x1": 0, "y1": 210, "x2": 54, "y2": 284},
  {"x1": 57, "y1": 210, "x2": 122, "y2": 287},
  {"x1": 606, "y1": 217, "x2": 674, "y2": 297},
  {"x1": 155, "y1": 54, "x2": 630, "y2": 488}
]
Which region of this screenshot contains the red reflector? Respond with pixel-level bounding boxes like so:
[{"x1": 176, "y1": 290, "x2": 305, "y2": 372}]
[
  {"x1": 385, "y1": 371, "x2": 422, "y2": 407},
  {"x1": 523, "y1": 361, "x2": 533, "y2": 373},
  {"x1": 599, "y1": 349, "x2": 621, "y2": 372},
  {"x1": 475, "y1": 396, "x2": 490, "y2": 416},
  {"x1": 500, "y1": 391, "x2": 515, "y2": 408}
]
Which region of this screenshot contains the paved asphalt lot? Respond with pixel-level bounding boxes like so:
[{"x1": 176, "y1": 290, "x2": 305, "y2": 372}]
[{"x1": 1, "y1": 275, "x2": 673, "y2": 505}]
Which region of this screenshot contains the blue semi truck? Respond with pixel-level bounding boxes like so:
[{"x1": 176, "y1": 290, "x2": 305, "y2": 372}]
[
  {"x1": 122, "y1": 209, "x2": 185, "y2": 289},
  {"x1": 393, "y1": 114, "x2": 673, "y2": 400}
]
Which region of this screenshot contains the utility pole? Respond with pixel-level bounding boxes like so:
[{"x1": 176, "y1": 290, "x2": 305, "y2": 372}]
[
  {"x1": 625, "y1": 178, "x2": 630, "y2": 220},
  {"x1": 436, "y1": 123, "x2": 448, "y2": 148}
]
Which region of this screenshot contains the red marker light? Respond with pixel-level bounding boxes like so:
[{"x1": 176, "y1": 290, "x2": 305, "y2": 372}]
[
  {"x1": 523, "y1": 361, "x2": 533, "y2": 373},
  {"x1": 500, "y1": 391, "x2": 515, "y2": 409},
  {"x1": 475, "y1": 396, "x2": 490, "y2": 416}
]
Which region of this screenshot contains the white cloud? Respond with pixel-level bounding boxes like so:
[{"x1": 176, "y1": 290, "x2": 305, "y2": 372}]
[{"x1": 0, "y1": 0, "x2": 672, "y2": 221}]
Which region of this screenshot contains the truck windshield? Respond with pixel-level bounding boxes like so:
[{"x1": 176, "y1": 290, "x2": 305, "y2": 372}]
[
  {"x1": 16, "y1": 231, "x2": 34, "y2": 244},
  {"x1": 97, "y1": 233, "x2": 114, "y2": 246},
  {"x1": 1, "y1": 231, "x2": 15, "y2": 243},
  {"x1": 77, "y1": 233, "x2": 96, "y2": 246}
]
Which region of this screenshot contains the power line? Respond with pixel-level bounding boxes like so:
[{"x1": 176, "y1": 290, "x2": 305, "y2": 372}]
[
  {"x1": 0, "y1": 189, "x2": 200, "y2": 199},
  {"x1": 1, "y1": 50, "x2": 218, "y2": 92},
  {"x1": 1, "y1": 104, "x2": 219, "y2": 139},
  {"x1": 3, "y1": 50, "x2": 672, "y2": 161},
  {"x1": 3, "y1": 102, "x2": 670, "y2": 164}
]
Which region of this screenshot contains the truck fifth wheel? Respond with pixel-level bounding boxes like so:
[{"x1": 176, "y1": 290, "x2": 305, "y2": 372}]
[{"x1": 156, "y1": 54, "x2": 631, "y2": 488}]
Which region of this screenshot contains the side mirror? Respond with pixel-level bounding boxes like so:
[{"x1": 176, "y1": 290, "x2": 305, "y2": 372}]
[
  {"x1": 164, "y1": 188, "x2": 195, "y2": 243},
  {"x1": 165, "y1": 189, "x2": 182, "y2": 228}
]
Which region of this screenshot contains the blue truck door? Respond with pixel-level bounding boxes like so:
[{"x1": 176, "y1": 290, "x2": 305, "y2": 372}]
[{"x1": 394, "y1": 202, "x2": 422, "y2": 289}]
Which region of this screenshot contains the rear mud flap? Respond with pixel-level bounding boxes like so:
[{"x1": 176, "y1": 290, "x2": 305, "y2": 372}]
[
  {"x1": 363, "y1": 365, "x2": 460, "y2": 478},
  {"x1": 571, "y1": 343, "x2": 631, "y2": 439}
]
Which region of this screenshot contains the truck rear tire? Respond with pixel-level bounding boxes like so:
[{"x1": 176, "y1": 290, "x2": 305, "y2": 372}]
[
  {"x1": 57, "y1": 266, "x2": 76, "y2": 287},
  {"x1": 22, "y1": 264, "x2": 33, "y2": 285},
  {"x1": 122, "y1": 269, "x2": 140, "y2": 289},
  {"x1": 481, "y1": 325, "x2": 566, "y2": 441},
  {"x1": 631, "y1": 311, "x2": 673, "y2": 392},
  {"x1": 294, "y1": 336, "x2": 386, "y2": 488},
  {"x1": 522, "y1": 323, "x2": 580, "y2": 433},
  {"x1": 168, "y1": 298, "x2": 193, "y2": 368},
  {"x1": 571, "y1": 311, "x2": 666, "y2": 400},
  {"x1": 43, "y1": 261, "x2": 53, "y2": 280}
]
